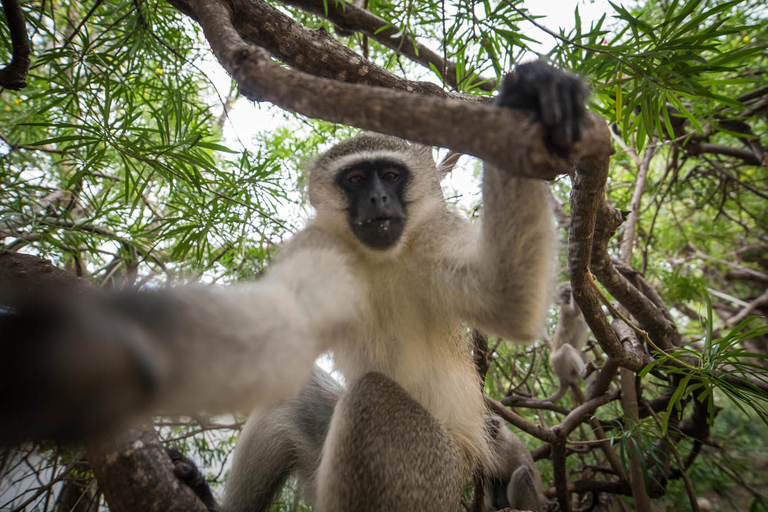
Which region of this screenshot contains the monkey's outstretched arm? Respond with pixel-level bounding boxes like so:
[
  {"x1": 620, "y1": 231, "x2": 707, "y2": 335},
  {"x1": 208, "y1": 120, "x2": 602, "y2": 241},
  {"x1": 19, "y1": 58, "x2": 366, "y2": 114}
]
[
  {"x1": 1, "y1": 245, "x2": 359, "y2": 442},
  {"x1": 140, "y1": 247, "x2": 359, "y2": 412}
]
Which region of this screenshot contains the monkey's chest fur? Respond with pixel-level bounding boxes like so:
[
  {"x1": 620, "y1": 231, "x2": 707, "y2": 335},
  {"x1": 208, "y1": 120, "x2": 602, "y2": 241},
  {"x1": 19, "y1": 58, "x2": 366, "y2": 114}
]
[{"x1": 332, "y1": 257, "x2": 490, "y2": 469}]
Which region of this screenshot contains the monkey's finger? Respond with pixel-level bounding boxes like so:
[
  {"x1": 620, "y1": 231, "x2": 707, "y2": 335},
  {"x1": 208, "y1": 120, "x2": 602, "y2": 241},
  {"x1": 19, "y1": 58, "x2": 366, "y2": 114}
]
[
  {"x1": 538, "y1": 77, "x2": 561, "y2": 129},
  {"x1": 558, "y1": 79, "x2": 575, "y2": 146},
  {"x1": 570, "y1": 83, "x2": 588, "y2": 143}
]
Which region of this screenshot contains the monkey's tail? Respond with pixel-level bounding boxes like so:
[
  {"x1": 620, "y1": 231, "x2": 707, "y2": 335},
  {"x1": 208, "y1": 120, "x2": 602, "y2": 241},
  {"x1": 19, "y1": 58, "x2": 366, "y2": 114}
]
[
  {"x1": 537, "y1": 382, "x2": 569, "y2": 404},
  {"x1": 504, "y1": 382, "x2": 568, "y2": 406}
]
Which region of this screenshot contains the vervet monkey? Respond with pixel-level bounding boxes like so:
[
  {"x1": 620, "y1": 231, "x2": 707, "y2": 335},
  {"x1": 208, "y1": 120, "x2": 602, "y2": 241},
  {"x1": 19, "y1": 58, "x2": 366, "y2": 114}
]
[
  {"x1": 544, "y1": 281, "x2": 592, "y2": 403},
  {"x1": 3, "y1": 62, "x2": 588, "y2": 511},
  {"x1": 485, "y1": 415, "x2": 546, "y2": 512},
  {"x1": 224, "y1": 62, "x2": 586, "y2": 511}
]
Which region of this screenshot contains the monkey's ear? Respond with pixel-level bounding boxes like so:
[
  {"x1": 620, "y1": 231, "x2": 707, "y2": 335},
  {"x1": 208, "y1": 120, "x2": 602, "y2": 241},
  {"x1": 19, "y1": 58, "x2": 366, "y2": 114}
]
[
  {"x1": 555, "y1": 281, "x2": 572, "y2": 305},
  {"x1": 412, "y1": 143, "x2": 436, "y2": 164}
]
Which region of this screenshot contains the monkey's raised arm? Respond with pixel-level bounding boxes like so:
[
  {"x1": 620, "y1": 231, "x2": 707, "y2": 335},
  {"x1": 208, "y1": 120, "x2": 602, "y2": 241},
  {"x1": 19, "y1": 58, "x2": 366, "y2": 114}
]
[
  {"x1": 438, "y1": 63, "x2": 587, "y2": 342},
  {"x1": 1, "y1": 245, "x2": 360, "y2": 442}
]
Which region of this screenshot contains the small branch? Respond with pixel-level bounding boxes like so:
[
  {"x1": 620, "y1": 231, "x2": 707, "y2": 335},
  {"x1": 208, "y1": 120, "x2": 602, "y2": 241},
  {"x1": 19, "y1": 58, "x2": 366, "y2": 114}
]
[
  {"x1": 591, "y1": 230, "x2": 682, "y2": 351},
  {"x1": 277, "y1": 0, "x2": 496, "y2": 92},
  {"x1": 0, "y1": 0, "x2": 31, "y2": 90},
  {"x1": 485, "y1": 396, "x2": 557, "y2": 444},
  {"x1": 693, "y1": 143, "x2": 764, "y2": 166},
  {"x1": 555, "y1": 388, "x2": 620, "y2": 436},
  {"x1": 545, "y1": 478, "x2": 633, "y2": 497},
  {"x1": 500, "y1": 395, "x2": 571, "y2": 414},
  {"x1": 0, "y1": 132, "x2": 63, "y2": 154},
  {"x1": 726, "y1": 289, "x2": 768, "y2": 326},
  {"x1": 619, "y1": 366, "x2": 651, "y2": 511},
  {"x1": 644, "y1": 403, "x2": 700, "y2": 512},
  {"x1": 619, "y1": 141, "x2": 655, "y2": 260},
  {"x1": 737, "y1": 84, "x2": 768, "y2": 103},
  {"x1": 704, "y1": 156, "x2": 768, "y2": 198},
  {"x1": 503, "y1": 0, "x2": 643, "y2": 76}
]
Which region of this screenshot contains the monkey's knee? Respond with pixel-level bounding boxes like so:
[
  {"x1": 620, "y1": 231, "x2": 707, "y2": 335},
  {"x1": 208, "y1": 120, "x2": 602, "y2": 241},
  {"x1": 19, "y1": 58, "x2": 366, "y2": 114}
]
[{"x1": 317, "y1": 372, "x2": 464, "y2": 512}]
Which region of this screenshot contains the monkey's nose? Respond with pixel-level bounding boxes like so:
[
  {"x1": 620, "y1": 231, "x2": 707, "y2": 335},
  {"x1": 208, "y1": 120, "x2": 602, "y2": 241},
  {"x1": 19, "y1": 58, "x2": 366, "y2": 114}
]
[{"x1": 369, "y1": 193, "x2": 388, "y2": 205}]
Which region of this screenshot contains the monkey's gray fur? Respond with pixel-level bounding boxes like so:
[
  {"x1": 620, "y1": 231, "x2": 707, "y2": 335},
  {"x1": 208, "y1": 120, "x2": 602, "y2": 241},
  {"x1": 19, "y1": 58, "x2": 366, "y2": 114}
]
[
  {"x1": 227, "y1": 373, "x2": 548, "y2": 512},
  {"x1": 485, "y1": 414, "x2": 546, "y2": 511}
]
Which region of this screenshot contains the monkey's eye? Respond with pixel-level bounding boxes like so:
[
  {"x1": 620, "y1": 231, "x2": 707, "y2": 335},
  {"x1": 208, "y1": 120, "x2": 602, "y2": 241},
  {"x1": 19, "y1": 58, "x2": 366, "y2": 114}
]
[
  {"x1": 380, "y1": 168, "x2": 401, "y2": 183},
  {"x1": 345, "y1": 169, "x2": 366, "y2": 186}
]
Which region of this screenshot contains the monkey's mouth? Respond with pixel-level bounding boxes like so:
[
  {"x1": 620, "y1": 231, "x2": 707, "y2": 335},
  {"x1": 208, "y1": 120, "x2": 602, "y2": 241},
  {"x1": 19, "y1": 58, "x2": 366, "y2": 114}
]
[{"x1": 351, "y1": 215, "x2": 405, "y2": 250}]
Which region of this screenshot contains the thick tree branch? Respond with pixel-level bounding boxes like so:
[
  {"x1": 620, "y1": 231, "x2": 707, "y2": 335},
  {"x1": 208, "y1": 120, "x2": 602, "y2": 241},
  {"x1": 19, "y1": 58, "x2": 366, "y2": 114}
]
[
  {"x1": 278, "y1": 0, "x2": 496, "y2": 92},
  {"x1": 167, "y1": 0, "x2": 461, "y2": 99},
  {"x1": 170, "y1": 0, "x2": 608, "y2": 177},
  {"x1": 566, "y1": 122, "x2": 651, "y2": 371},
  {"x1": 0, "y1": 0, "x2": 31, "y2": 90}
]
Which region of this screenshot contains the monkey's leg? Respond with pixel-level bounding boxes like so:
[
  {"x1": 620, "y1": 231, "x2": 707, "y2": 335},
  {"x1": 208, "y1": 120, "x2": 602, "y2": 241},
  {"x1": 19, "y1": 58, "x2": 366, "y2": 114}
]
[
  {"x1": 223, "y1": 406, "x2": 299, "y2": 512},
  {"x1": 316, "y1": 372, "x2": 465, "y2": 512}
]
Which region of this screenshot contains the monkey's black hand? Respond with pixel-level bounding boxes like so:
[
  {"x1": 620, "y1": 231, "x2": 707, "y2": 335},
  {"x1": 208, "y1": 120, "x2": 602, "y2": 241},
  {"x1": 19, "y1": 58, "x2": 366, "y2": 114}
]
[
  {"x1": 168, "y1": 448, "x2": 221, "y2": 512},
  {"x1": 497, "y1": 62, "x2": 588, "y2": 156},
  {"x1": 0, "y1": 293, "x2": 159, "y2": 444}
]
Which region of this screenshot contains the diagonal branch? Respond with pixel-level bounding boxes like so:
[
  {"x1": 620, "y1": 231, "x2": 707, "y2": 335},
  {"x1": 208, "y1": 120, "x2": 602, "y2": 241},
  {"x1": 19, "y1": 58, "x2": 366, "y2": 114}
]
[{"x1": 566, "y1": 121, "x2": 651, "y2": 371}]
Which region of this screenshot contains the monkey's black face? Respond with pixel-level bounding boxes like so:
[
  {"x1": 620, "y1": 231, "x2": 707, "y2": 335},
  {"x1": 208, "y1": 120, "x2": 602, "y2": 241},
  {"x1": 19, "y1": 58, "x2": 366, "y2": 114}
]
[{"x1": 337, "y1": 160, "x2": 409, "y2": 250}]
